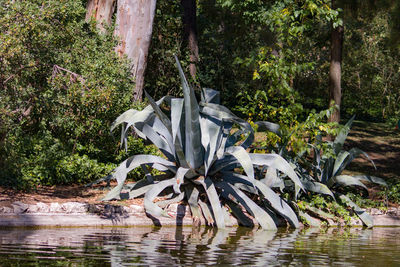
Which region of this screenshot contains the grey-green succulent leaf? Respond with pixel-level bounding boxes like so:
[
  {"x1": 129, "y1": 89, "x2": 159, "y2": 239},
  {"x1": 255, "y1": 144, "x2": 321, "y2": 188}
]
[
  {"x1": 113, "y1": 155, "x2": 176, "y2": 185},
  {"x1": 144, "y1": 178, "x2": 177, "y2": 218},
  {"x1": 300, "y1": 178, "x2": 335, "y2": 199},
  {"x1": 354, "y1": 175, "x2": 387, "y2": 187},
  {"x1": 225, "y1": 146, "x2": 255, "y2": 183},
  {"x1": 217, "y1": 181, "x2": 277, "y2": 230},
  {"x1": 329, "y1": 175, "x2": 368, "y2": 192},
  {"x1": 175, "y1": 56, "x2": 204, "y2": 169},
  {"x1": 338, "y1": 194, "x2": 373, "y2": 228},
  {"x1": 172, "y1": 167, "x2": 190, "y2": 194},
  {"x1": 249, "y1": 153, "x2": 304, "y2": 191},
  {"x1": 194, "y1": 176, "x2": 225, "y2": 228},
  {"x1": 201, "y1": 88, "x2": 220, "y2": 104}
]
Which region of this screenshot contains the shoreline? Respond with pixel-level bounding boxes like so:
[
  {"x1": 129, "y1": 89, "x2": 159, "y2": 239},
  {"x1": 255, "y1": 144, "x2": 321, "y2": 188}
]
[{"x1": 1, "y1": 201, "x2": 400, "y2": 228}]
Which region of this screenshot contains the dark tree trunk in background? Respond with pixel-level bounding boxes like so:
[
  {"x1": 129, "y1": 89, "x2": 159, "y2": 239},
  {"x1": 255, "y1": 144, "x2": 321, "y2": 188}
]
[
  {"x1": 115, "y1": 0, "x2": 157, "y2": 101},
  {"x1": 85, "y1": 0, "x2": 116, "y2": 32},
  {"x1": 328, "y1": 0, "x2": 344, "y2": 124},
  {"x1": 181, "y1": 0, "x2": 199, "y2": 80}
]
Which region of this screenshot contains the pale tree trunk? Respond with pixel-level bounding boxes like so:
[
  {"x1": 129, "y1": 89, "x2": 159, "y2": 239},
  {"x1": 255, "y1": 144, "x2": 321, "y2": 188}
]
[
  {"x1": 85, "y1": 0, "x2": 116, "y2": 32},
  {"x1": 115, "y1": 0, "x2": 157, "y2": 101},
  {"x1": 181, "y1": 0, "x2": 199, "y2": 80},
  {"x1": 328, "y1": 0, "x2": 344, "y2": 124}
]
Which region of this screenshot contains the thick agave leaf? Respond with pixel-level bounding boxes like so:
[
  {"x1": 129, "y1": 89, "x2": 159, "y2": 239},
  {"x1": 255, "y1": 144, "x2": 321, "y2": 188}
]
[
  {"x1": 249, "y1": 153, "x2": 304, "y2": 191},
  {"x1": 208, "y1": 155, "x2": 239, "y2": 175},
  {"x1": 141, "y1": 124, "x2": 175, "y2": 161},
  {"x1": 200, "y1": 102, "x2": 254, "y2": 149},
  {"x1": 354, "y1": 175, "x2": 387, "y2": 187},
  {"x1": 194, "y1": 176, "x2": 225, "y2": 228},
  {"x1": 217, "y1": 181, "x2": 277, "y2": 230},
  {"x1": 113, "y1": 155, "x2": 177, "y2": 186},
  {"x1": 198, "y1": 200, "x2": 215, "y2": 225},
  {"x1": 151, "y1": 117, "x2": 175, "y2": 154},
  {"x1": 216, "y1": 121, "x2": 234, "y2": 159},
  {"x1": 225, "y1": 200, "x2": 254, "y2": 227},
  {"x1": 102, "y1": 183, "x2": 124, "y2": 201},
  {"x1": 321, "y1": 157, "x2": 334, "y2": 184},
  {"x1": 329, "y1": 175, "x2": 368, "y2": 192},
  {"x1": 333, "y1": 115, "x2": 355, "y2": 154},
  {"x1": 112, "y1": 96, "x2": 170, "y2": 141},
  {"x1": 170, "y1": 98, "x2": 189, "y2": 168},
  {"x1": 175, "y1": 56, "x2": 203, "y2": 169},
  {"x1": 225, "y1": 170, "x2": 299, "y2": 228},
  {"x1": 185, "y1": 185, "x2": 203, "y2": 225},
  {"x1": 225, "y1": 146, "x2": 255, "y2": 182},
  {"x1": 262, "y1": 167, "x2": 285, "y2": 190},
  {"x1": 172, "y1": 167, "x2": 190, "y2": 194},
  {"x1": 201, "y1": 88, "x2": 220, "y2": 104},
  {"x1": 338, "y1": 194, "x2": 373, "y2": 228},
  {"x1": 157, "y1": 192, "x2": 185, "y2": 209},
  {"x1": 298, "y1": 210, "x2": 321, "y2": 227},
  {"x1": 200, "y1": 114, "x2": 222, "y2": 175},
  {"x1": 144, "y1": 178, "x2": 177, "y2": 218},
  {"x1": 255, "y1": 121, "x2": 281, "y2": 135},
  {"x1": 333, "y1": 148, "x2": 376, "y2": 177},
  {"x1": 300, "y1": 178, "x2": 335, "y2": 199},
  {"x1": 171, "y1": 98, "x2": 184, "y2": 144}
]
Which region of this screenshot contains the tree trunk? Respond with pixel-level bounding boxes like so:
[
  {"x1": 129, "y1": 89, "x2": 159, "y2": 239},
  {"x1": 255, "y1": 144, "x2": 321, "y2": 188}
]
[
  {"x1": 328, "y1": 1, "x2": 344, "y2": 124},
  {"x1": 181, "y1": 0, "x2": 199, "y2": 80},
  {"x1": 85, "y1": 0, "x2": 116, "y2": 32},
  {"x1": 115, "y1": 0, "x2": 157, "y2": 101}
]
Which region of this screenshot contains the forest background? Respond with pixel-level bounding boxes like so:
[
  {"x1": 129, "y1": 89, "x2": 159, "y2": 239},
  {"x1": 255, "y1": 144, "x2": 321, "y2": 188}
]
[{"x1": 1, "y1": 0, "x2": 399, "y2": 190}]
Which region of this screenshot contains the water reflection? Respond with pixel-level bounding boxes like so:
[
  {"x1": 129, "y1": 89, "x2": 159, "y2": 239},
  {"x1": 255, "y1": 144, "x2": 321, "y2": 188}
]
[{"x1": 0, "y1": 226, "x2": 399, "y2": 266}]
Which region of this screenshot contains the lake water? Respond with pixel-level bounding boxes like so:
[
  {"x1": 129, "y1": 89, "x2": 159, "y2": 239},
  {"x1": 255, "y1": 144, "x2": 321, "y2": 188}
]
[{"x1": 0, "y1": 226, "x2": 399, "y2": 266}]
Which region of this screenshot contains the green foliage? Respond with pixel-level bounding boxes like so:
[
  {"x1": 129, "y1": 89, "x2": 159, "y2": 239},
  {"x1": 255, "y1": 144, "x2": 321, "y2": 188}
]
[
  {"x1": 299, "y1": 194, "x2": 354, "y2": 225},
  {"x1": 383, "y1": 180, "x2": 400, "y2": 204},
  {"x1": 0, "y1": 0, "x2": 147, "y2": 188}
]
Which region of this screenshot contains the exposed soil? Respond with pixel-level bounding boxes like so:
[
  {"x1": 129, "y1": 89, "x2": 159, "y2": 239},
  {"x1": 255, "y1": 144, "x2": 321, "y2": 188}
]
[
  {"x1": 343, "y1": 120, "x2": 400, "y2": 181},
  {"x1": 0, "y1": 120, "x2": 398, "y2": 207},
  {"x1": 0, "y1": 182, "x2": 144, "y2": 207}
]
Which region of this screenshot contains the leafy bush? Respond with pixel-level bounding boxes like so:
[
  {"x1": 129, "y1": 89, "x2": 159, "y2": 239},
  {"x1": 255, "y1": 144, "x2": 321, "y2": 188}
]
[
  {"x1": 93, "y1": 57, "x2": 304, "y2": 230},
  {"x1": 0, "y1": 0, "x2": 143, "y2": 188}
]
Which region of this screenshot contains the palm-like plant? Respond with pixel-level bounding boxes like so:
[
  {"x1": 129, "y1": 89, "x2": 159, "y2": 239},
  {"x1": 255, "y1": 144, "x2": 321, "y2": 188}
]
[{"x1": 93, "y1": 57, "x2": 304, "y2": 230}]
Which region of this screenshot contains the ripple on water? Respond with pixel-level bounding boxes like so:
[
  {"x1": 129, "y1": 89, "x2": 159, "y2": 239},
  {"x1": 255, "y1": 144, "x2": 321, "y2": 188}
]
[{"x1": 0, "y1": 227, "x2": 400, "y2": 266}]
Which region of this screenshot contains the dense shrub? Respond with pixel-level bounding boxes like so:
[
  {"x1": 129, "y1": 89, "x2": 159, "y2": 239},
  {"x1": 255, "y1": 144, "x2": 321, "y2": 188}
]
[{"x1": 0, "y1": 0, "x2": 146, "y2": 189}]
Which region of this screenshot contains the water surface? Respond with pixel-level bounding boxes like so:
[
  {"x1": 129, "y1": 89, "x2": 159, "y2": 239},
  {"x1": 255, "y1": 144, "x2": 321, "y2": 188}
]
[{"x1": 0, "y1": 226, "x2": 399, "y2": 266}]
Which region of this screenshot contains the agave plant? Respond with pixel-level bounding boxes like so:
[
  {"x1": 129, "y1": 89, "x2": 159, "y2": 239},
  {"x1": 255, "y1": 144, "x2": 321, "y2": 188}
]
[
  {"x1": 92, "y1": 57, "x2": 304, "y2": 230},
  {"x1": 301, "y1": 116, "x2": 387, "y2": 227}
]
